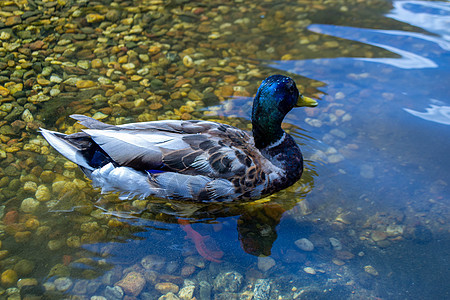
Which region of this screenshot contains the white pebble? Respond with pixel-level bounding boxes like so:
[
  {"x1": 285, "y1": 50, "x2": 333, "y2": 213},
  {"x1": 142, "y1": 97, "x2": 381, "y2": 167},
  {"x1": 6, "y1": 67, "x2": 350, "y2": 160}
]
[{"x1": 294, "y1": 238, "x2": 314, "y2": 251}]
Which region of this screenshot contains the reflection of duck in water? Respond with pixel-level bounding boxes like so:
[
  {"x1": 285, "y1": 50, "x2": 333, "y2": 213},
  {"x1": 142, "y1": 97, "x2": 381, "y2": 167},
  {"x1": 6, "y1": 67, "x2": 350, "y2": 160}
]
[
  {"x1": 41, "y1": 75, "x2": 317, "y2": 261},
  {"x1": 107, "y1": 184, "x2": 314, "y2": 263}
]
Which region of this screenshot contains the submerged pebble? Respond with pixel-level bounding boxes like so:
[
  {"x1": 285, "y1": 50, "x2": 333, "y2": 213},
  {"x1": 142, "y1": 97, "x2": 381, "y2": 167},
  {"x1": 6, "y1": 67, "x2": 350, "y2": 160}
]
[
  {"x1": 294, "y1": 238, "x2": 314, "y2": 251},
  {"x1": 257, "y1": 256, "x2": 276, "y2": 272}
]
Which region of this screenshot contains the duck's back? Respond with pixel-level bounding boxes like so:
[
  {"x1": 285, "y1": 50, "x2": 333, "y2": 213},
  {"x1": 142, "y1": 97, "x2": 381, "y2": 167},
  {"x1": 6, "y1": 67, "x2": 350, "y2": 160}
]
[{"x1": 42, "y1": 115, "x2": 298, "y2": 202}]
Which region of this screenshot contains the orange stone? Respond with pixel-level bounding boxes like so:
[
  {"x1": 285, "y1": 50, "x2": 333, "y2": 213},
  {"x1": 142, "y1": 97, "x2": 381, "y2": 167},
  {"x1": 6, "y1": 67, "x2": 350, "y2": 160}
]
[
  {"x1": 115, "y1": 272, "x2": 146, "y2": 296},
  {"x1": 155, "y1": 282, "x2": 179, "y2": 294}
]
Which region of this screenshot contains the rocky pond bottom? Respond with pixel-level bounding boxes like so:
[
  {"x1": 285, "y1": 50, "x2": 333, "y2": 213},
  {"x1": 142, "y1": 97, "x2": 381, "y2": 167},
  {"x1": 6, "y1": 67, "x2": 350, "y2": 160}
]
[{"x1": 0, "y1": 0, "x2": 449, "y2": 299}]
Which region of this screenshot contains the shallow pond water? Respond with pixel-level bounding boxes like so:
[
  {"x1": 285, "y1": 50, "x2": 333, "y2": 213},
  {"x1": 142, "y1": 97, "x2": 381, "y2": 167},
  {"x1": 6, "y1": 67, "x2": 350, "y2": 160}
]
[{"x1": 0, "y1": 0, "x2": 449, "y2": 299}]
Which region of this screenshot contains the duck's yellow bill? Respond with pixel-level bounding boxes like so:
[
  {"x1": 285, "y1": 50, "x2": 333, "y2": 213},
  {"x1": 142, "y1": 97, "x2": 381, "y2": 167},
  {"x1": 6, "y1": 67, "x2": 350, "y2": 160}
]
[{"x1": 296, "y1": 95, "x2": 318, "y2": 107}]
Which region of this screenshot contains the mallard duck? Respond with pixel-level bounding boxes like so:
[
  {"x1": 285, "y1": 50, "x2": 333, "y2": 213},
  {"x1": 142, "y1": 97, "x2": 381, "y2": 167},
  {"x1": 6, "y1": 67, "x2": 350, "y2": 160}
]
[{"x1": 41, "y1": 75, "x2": 317, "y2": 202}]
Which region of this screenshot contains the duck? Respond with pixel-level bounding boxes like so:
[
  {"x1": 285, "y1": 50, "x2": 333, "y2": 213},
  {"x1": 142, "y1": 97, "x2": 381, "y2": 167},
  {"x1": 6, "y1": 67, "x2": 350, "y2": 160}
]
[{"x1": 40, "y1": 75, "x2": 317, "y2": 203}]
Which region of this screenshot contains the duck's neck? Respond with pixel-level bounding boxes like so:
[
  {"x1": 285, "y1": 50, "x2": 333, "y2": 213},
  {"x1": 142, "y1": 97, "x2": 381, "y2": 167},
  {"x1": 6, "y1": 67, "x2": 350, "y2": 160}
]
[
  {"x1": 252, "y1": 122, "x2": 284, "y2": 149},
  {"x1": 252, "y1": 104, "x2": 286, "y2": 149}
]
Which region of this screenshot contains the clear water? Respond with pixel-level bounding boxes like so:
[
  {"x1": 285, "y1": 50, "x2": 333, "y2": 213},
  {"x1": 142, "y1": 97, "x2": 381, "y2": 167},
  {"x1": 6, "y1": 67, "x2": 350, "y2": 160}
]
[{"x1": 0, "y1": 0, "x2": 449, "y2": 299}]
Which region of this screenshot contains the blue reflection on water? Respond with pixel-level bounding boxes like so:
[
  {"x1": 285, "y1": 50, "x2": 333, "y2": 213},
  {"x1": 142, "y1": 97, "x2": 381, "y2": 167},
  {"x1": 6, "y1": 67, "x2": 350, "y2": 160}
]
[
  {"x1": 270, "y1": 1, "x2": 450, "y2": 127},
  {"x1": 268, "y1": 1, "x2": 450, "y2": 183}
]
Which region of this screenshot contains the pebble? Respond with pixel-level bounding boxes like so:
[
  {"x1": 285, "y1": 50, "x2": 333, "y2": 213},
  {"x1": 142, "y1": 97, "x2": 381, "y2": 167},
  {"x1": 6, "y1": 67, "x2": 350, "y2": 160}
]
[
  {"x1": 17, "y1": 278, "x2": 38, "y2": 289},
  {"x1": 1, "y1": 269, "x2": 18, "y2": 287},
  {"x1": 155, "y1": 282, "x2": 179, "y2": 294},
  {"x1": 54, "y1": 277, "x2": 73, "y2": 292},
  {"x1": 213, "y1": 271, "x2": 243, "y2": 293},
  {"x1": 386, "y1": 225, "x2": 404, "y2": 236},
  {"x1": 115, "y1": 271, "x2": 146, "y2": 296},
  {"x1": 303, "y1": 267, "x2": 316, "y2": 275},
  {"x1": 180, "y1": 264, "x2": 196, "y2": 277},
  {"x1": 329, "y1": 238, "x2": 343, "y2": 250},
  {"x1": 159, "y1": 292, "x2": 180, "y2": 300},
  {"x1": 184, "y1": 255, "x2": 205, "y2": 268},
  {"x1": 76, "y1": 80, "x2": 96, "y2": 89},
  {"x1": 364, "y1": 265, "x2": 379, "y2": 276},
  {"x1": 86, "y1": 14, "x2": 105, "y2": 23},
  {"x1": 20, "y1": 197, "x2": 40, "y2": 213},
  {"x1": 14, "y1": 259, "x2": 35, "y2": 276},
  {"x1": 294, "y1": 238, "x2": 314, "y2": 251},
  {"x1": 305, "y1": 118, "x2": 322, "y2": 127},
  {"x1": 199, "y1": 281, "x2": 211, "y2": 300},
  {"x1": 104, "y1": 285, "x2": 124, "y2": 300},
  {"x1": 48, "y1": 239, "x2": 65, "y2": 251},
  {"x1": 371, "y1": 231, "x2": 387, "y2": 242},
  {"x1": 257, "y1": 256, "x2": 276, "y2": 272},
  {"x1": 328, "y1": 153, "x2": 345, "y2": 164},
  {"x1": 183, "y1": 55, "x2": 193, "y2": 67},
  {"x1": 15, "y1": 231, "x2": 32, "y2": 243},
  {"x1": 178, "y1": 284, "x2": 195, "y2": 300},
  {"x1": 23, "y1": 181, "x2": 38, "y2": 193},
  {"x1": 141, "y1": 254, "x2": 166, "y2": 270},
  {"x1": 35, "y1": 185, "x2": 51, "y2": 202},
  {"x1": 253, "y1": 279, "x2": 271, "y2": 300},
  {"x1": 187, "y1": 89, "x2": 204, "y2": 101}
]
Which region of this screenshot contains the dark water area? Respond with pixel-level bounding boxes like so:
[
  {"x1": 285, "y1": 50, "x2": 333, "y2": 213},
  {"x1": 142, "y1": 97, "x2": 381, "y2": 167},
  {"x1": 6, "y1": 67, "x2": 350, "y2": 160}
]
[{"x1": 0, "y1": 0, "x2": 449, "y2": 299}]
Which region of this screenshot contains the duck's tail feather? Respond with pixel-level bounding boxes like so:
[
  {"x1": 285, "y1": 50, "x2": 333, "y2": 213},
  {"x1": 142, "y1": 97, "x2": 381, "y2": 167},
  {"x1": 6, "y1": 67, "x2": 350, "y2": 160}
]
[{"x1": 40, "y1": 128, "x2": 94, "y2": 171}]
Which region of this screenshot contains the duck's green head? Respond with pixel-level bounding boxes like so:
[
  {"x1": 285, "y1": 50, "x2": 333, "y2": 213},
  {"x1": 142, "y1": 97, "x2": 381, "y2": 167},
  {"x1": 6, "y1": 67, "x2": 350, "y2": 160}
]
[{"x1": 252, "y1": 75, "x2": 317, "y2": 149}]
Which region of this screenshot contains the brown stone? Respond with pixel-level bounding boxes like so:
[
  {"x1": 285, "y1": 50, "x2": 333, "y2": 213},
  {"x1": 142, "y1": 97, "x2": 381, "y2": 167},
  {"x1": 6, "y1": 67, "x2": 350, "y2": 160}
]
[
  {"x1": 5, "y1": 16, "x2": 21, "y2": 26},
  {"x1": 29, "y1": 40, "x2": 46, "y2": 50},
  {"x1": 115, "y1": 272, "x2": 146, "y2": 296},
  {"x1": 155, "y1": 282, "x2": 179, "y2": 294}
]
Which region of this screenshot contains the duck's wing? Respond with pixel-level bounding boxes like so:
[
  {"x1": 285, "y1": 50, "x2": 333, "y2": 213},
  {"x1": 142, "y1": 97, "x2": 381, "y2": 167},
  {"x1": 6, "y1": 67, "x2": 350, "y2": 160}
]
[{"x1": 70, "y1": 114, "x2": 258, "y2": 179}]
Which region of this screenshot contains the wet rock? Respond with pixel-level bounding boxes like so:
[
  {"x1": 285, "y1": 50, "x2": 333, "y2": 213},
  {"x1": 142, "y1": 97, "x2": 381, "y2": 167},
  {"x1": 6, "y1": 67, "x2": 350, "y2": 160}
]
[
  {"x1": 72, "y1": 279, "x2": 88, "y2": 294},
  {"x1": 115, "y1": 271, "x2": 146, "y2": 296},
  {"x1": 141, "y1": 254, "x2": 166, "y2": 270},
  {"x1": 76, "y1": 80, "x2": 96, "y2": 89},
  {"x1": 17, "y1": 278, "x2": 38, "y2": 289},
  {"x1": 35, "y1": 185, "x2": 51, "y2": 202},
  {"x1": 253, "y1": 279, "x2": 270, "y2": 300},
  {"x1": 364, "y1": 265, "x2": 379, "y2": 276},
  {"x1": 159, "y1": 292, "x2": 180, "y2": 300},
  {"x1": 54, "y1": 277, "x2": 73, "y2": 292},
  {"x1": 257, "y1": 256, "x2": 275, "y2": 272},
  {"x1": 386, "y1": 225, "x2": 404, "y2": 236},
  {"x1": 178, "y1": 284, "x2": 195, "y2": 300},
  {"x1": 81, "y1": 221, "x2": 100, "y2": 233},
  {"x1": 14, "y1": 259, "x2": 34, "y2": 276},
  {"x1": 184, "y1": 256, "x2": 205, "y2": 268},
  {"x1": 213, "y1": 271, "x2": 243, "y2": 293},
  {"x1": 294, "y1": 238, "x2": 314, "y2": 251},
  {"x1": 155, "y1": 282, "x2": 179, "y2": 294},
  {"x1": 187, "y1": 89, "x2": 204, "y2": 101},
  {"x1": 104, "y1": 285, "x2": 124, "y2": 300},
  {"x1": 48, "y1": 239, "x2": 65, "y2": 251},
  {"x1": 91, "y1": 296, "x2": 107, "y2": 300},
  {"x1": 20, "y1": 197, "x2": 39, "y2": 213},
  {"x1": 15, "y1": 231, "x2": 32, "y2": 243},
  {"x1": 86, "y1": 14, "x2": 105, "y2": 23},
  {"x1": 371, "y1": 231, "x2": 387, "y2": 242},
  {"x1": 303, "y1": 267, "x2": 316, "y2": 275},
  {"x1": 329, "y1": 238, "x2": 343, "y2": 251},
  {"x1": 19, "y1": 284, "x2": 45, "y2": 299},
  {"x1": 199, "y1": 281, "x2": 211, "y2": 300},
  {"x1": 1, "y1": 269, "x2": 18, "y2": 287}
]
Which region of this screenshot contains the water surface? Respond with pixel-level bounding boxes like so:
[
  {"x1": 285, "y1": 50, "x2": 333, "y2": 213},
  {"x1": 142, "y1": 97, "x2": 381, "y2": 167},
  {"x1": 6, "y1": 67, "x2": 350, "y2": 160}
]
[{"x1": 0, "y1": 0, "x2": 448, "y2": 299}]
